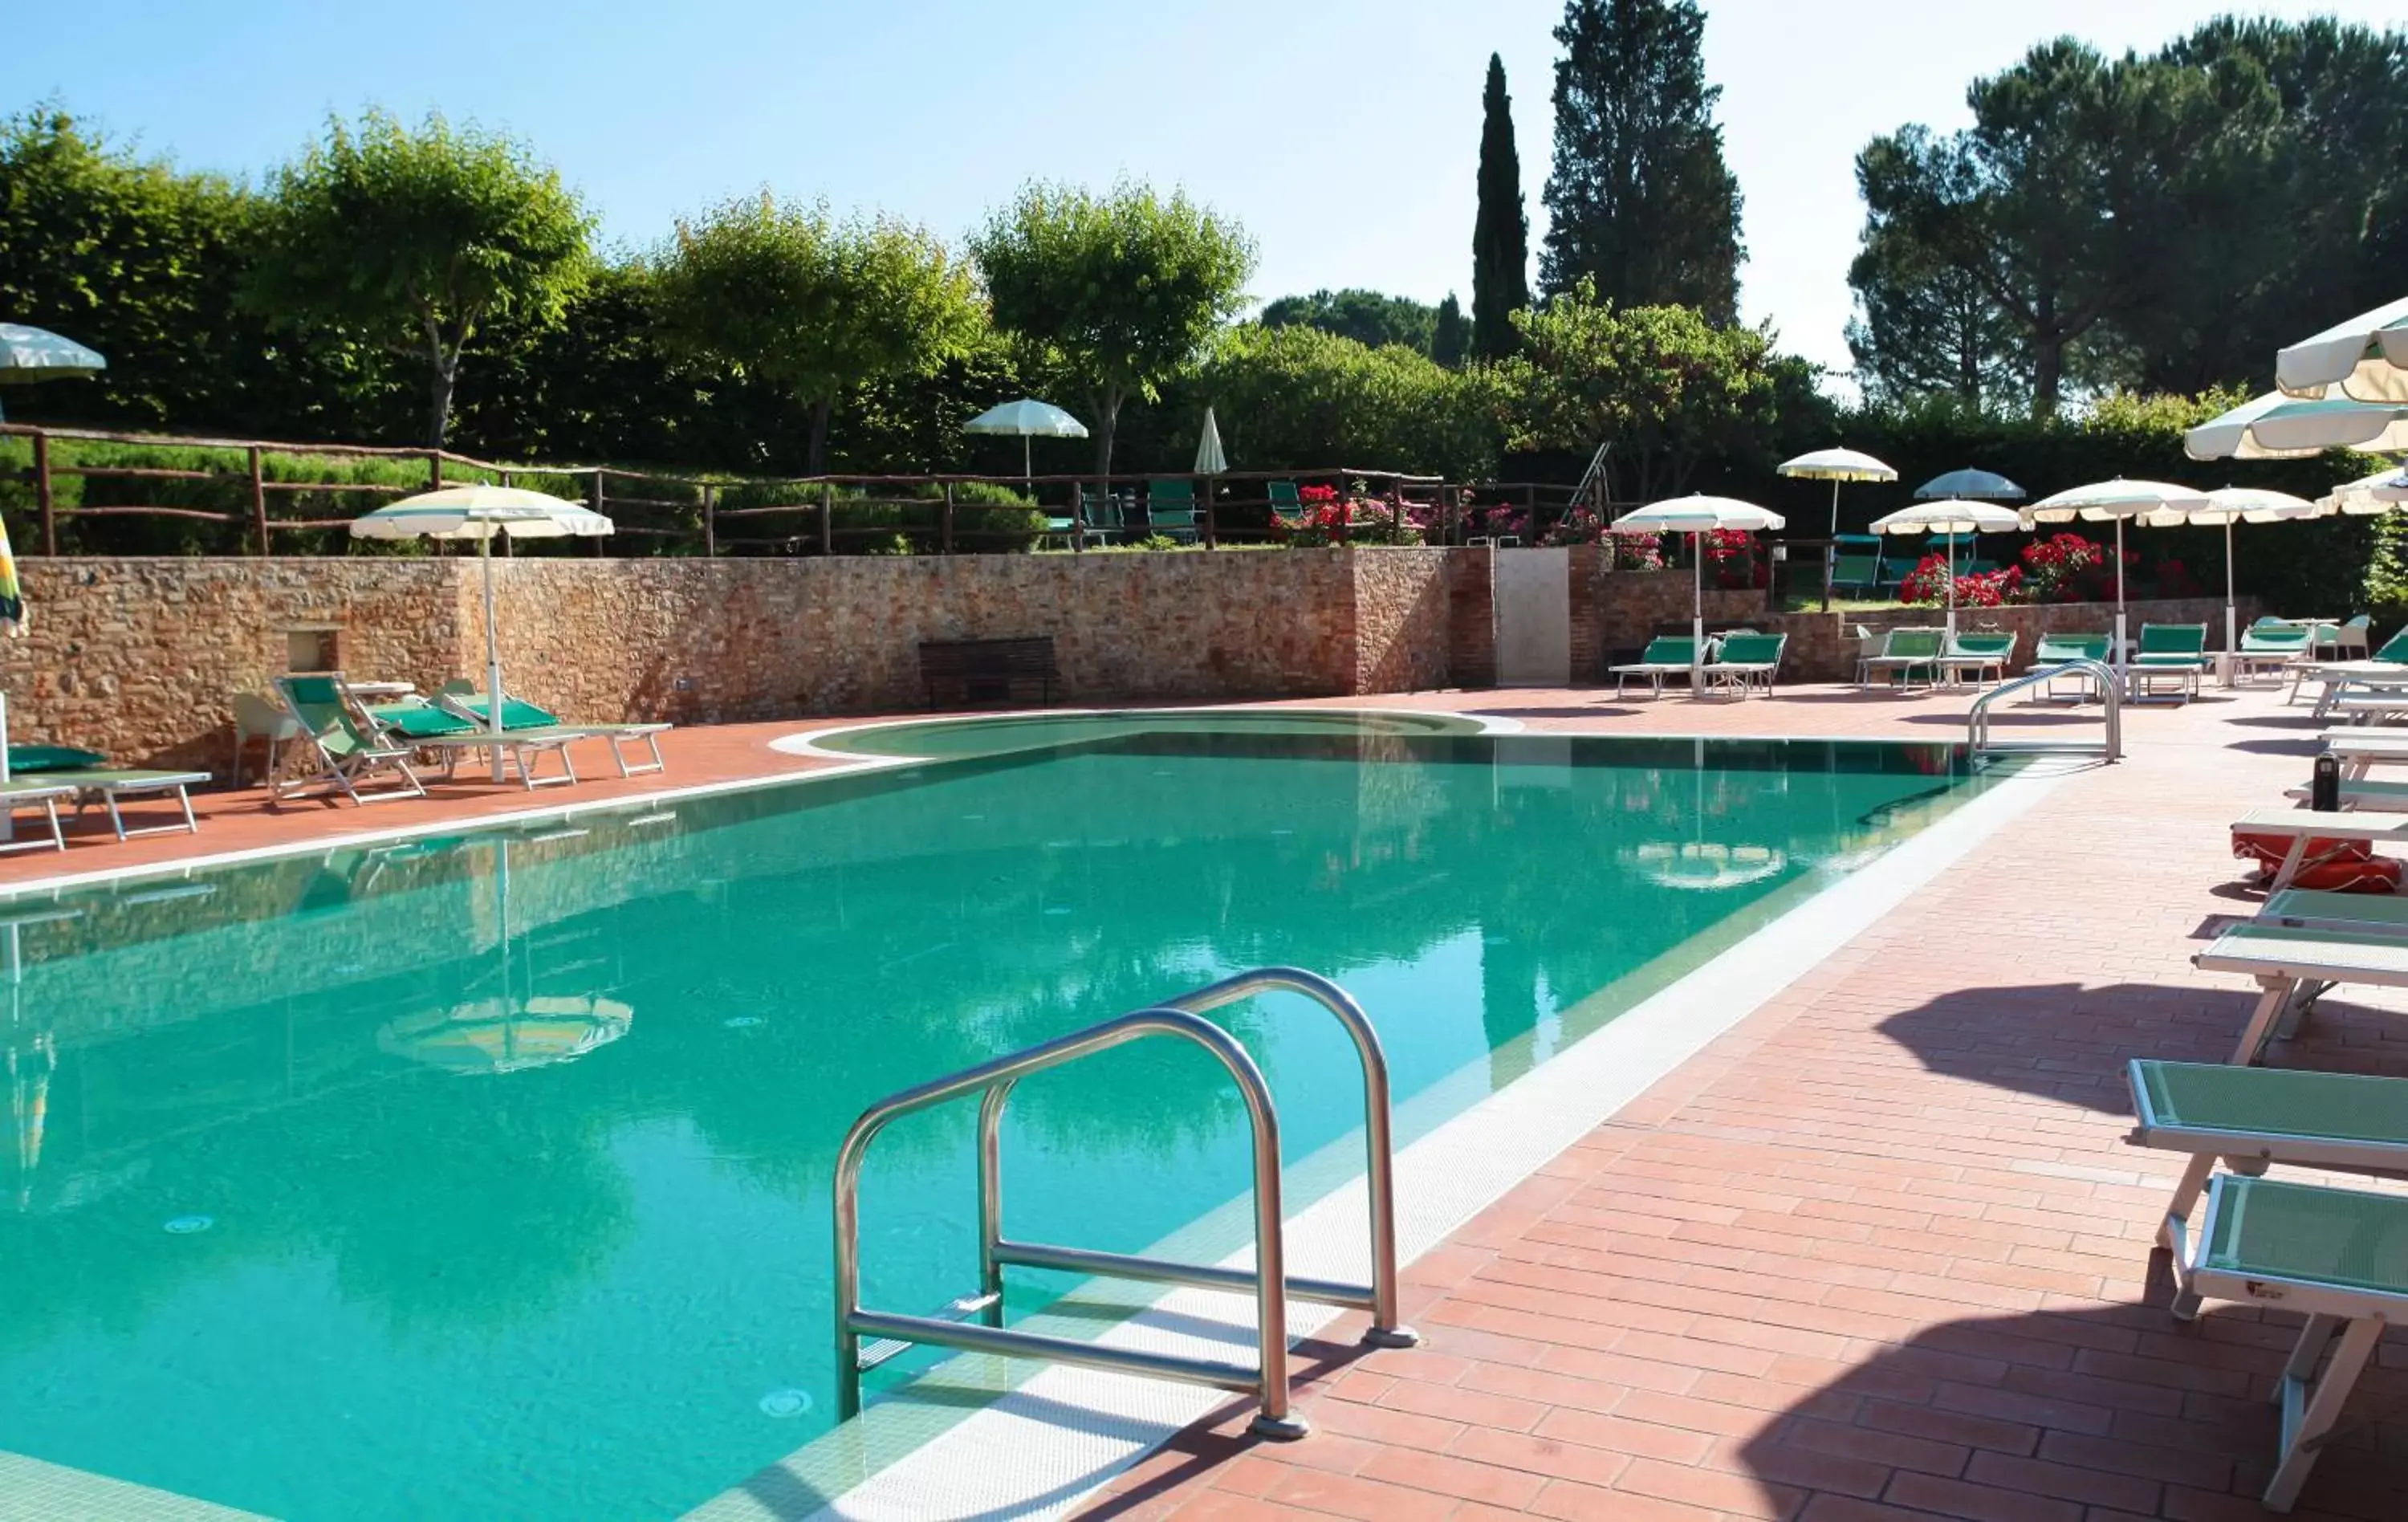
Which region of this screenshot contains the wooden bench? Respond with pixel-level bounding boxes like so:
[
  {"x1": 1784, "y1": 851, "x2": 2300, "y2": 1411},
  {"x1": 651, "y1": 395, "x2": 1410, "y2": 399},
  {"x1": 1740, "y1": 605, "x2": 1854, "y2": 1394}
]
[{"x1": 919, "y1": 637, "x2": 1060, "y2": 709}]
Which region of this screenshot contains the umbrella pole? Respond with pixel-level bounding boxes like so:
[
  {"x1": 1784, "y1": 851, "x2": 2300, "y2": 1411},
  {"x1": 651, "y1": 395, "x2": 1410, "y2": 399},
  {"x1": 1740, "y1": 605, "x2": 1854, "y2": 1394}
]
[
  {"x1": 1823, "y1": 480, "x2": 1840, "y2": 612},
  {"x1": 1691, "y1": 531, "x2": 1705, "y2": 695},
  {"x1": 2224, "y1": 522, "x2": 2238, "y2": 674},
  {"x1": 1023, "y1": 436, "x2": 1032, "y2": 500},
  {"x1": 1944, "y1": 532, "x2": 1957, "y2": 652},
  {"x1": 482, "y1": 533, "x2": 504, "y2": 784},
  {"x1": 2113, "y1": 517, "x2": 2128, "y2": 677}
]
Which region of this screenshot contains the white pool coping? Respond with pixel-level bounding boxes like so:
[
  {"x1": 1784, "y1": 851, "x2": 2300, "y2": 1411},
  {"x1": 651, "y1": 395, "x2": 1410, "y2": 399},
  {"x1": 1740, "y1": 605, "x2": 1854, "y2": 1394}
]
[{"x1": 686, "y1": 754, "x2": 2068, "y2": 1521}]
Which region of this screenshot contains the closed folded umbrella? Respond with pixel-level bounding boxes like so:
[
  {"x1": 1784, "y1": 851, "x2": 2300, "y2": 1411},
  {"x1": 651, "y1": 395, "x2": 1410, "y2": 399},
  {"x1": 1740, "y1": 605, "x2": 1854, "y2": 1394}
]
[
  {"x1": 2023, "y1": 479, "x2": 2211, "y2": 671},
  {"x1": 1613, "y1": 495, "x2": 1785, "y2": 690},
  {"x1": 2278, "y1": 295, "x2": 2408, "y2": 404},
  {"x1": 2184, "y1": 389, "x2": 2408, "y2": 460},
  {"x1": 352, "y1": 486, "x2": 612, "y2": 781}
]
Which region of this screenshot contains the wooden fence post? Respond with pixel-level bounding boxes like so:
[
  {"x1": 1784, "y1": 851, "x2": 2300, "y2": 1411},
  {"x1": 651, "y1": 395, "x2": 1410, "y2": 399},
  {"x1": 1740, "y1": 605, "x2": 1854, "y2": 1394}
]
[
  {"x1": 248, "y1": 446, "x2": 269, "y2": 555},
  {"x1": 1072, "y1": 479, "x2": 1087, "y2": 552},
  {"x1": 592, "y1": 470, "x2": 607, "y2": 556},
  {"x1": 1202, "y1": 478, "x2": 1218, "y2": 550},
  {"x1": 820, "y1": 481, "x2": 834, "y2": 556},
  {"x1": 32, "y1": 430, "x2": 55, "y2": 555},
  {"x1": 702, "y1": 483, "x2": 717, "y2": 558},
  {"x1": 941, "y1": 480, "x2": 955, "y2": 555}
]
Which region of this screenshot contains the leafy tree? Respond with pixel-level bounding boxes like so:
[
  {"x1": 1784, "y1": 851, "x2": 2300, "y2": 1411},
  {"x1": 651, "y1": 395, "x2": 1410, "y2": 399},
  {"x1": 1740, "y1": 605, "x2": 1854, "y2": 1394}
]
[
  {"x1": 1472, "y1": 53, "x2": 1532, "y2": 359},
  {"x1": 1201, "y1": 323, "x2": 1495, "y2": 479},
  {"x1": 1259, "y1": 288, "x2": 1436, "y2": 353},
  {"x1": 1849, "y1": 20, "x2": 2408, "y2": 413},
  {"x1": 1493, "y1": 279, "x2": 1792, "y2": 501},
  {"x1": 1540, "y1": 0, "x2": 1744, "y2": 323},
  {"x1": 652, "y1": 193, "x2": 983, "y2": 474},
  {"x1": 247, "y1": 109, "x2": 595, "y2": 446},
  {"x1": 972, "y1": 181, "x2": 1255, "y2": 476},
  {"x1": 1432, "y1": 293, "x2": 1468, "y2": 369}
]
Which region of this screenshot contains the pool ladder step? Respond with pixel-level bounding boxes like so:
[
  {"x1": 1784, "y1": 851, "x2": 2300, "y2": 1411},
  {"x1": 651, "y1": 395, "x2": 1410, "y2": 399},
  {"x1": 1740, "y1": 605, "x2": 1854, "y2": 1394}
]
[
  {"x1": 832, "y1": 967, "x2": 1418, "y2": 1442},
  {"x1": 1967, "y1": 658, "x2": 2122, "y2": 766}
]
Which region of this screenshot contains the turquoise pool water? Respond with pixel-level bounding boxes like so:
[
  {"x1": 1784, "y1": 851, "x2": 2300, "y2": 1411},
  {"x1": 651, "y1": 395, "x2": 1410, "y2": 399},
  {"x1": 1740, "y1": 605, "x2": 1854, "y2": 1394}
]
[{"x1": 0, "y1": 720, "x2": 1987, "y2": 1518}]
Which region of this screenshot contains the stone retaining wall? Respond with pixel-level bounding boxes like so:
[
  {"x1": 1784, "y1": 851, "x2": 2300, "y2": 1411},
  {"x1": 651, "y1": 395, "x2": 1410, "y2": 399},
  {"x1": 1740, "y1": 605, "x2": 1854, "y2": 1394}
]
[{"x1": 0, "y1": 552, "x2": 2266, "y2": 772}]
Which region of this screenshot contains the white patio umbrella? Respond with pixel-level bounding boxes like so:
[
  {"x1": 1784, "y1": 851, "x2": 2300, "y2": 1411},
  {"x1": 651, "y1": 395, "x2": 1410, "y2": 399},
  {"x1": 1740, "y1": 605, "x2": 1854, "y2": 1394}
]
[
  {"x1": 1779, "y1": 448, "x2": 1897, "y2": 605},
  {"x1": 0, "y1": 325, "x2": 105, "y2": 421},
  {"x1": 2317, "y1": 465, "x2": 2408, "y2": 515},
  {"x1": 2278, "y1": 295, "x2": 2408, "y2": 404},
  {"x1": 963, "y1": 397, "x2": 1088, "y2": 495},
  {"x1": 1612, "y1": 495, "x2": 1785, "y2": 690},
  {"x1": 1867, "y1": 499, "x2": 2023, "y2": 641},
  {"x1": 2183, "y1": 389, "x2": 2408, "y2": 460},
  {"x1": 2134, "y1": 487, "x2": 2320, "y2": 659},
  {"x1": 2022, "y1": 479, "x2": 2211, "y2": 671},
  {"x1": 1913, "y1": 468, "x2": 2024, "y2": 503},
  {"x1": 351, "y1": 486, "x2": 612, "y2": 780}
]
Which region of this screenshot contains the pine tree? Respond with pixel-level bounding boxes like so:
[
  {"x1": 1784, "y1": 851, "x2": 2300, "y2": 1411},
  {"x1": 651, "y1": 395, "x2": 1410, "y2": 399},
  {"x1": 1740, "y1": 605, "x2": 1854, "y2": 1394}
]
[
  {"x1": 1432, "y1": 292, "x2": 1467, "y2": 368},
  {"x1": 1540, "y1": 0, "x2": 1744, "y2": 323},
  {"x1": 1470, "y1": 54, "x2": 1531, "y2": 360}
]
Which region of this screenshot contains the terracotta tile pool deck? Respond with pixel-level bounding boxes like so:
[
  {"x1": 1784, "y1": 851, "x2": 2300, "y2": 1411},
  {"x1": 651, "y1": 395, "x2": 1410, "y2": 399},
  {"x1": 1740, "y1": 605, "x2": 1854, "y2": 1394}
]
[{"x1": 14, "y1": 681, "x2": 2406, "y2": 1520}]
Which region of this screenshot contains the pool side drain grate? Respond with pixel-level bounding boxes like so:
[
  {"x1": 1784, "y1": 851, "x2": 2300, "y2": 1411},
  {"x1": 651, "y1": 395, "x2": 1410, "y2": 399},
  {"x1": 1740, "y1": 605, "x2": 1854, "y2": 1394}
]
[{"x1": 758, "y1": 1388, "x2": 813, "y2": 1418}]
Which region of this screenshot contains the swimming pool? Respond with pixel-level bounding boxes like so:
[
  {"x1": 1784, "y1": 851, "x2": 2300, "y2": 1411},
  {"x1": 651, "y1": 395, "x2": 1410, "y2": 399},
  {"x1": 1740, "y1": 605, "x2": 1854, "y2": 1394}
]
[{"x1": 0, "y1": 718, "x2": 1993, "y2": 1518}]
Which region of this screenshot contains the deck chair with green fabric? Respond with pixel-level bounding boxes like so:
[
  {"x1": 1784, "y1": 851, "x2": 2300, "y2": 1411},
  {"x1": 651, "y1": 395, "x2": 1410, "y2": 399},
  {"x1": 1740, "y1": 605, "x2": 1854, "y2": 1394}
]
[
  {"x1": 367, "y1": 695, "x2": 587, "y2": 790},
  {"x1": 1610, "y1": 635, "x2": 1707, "y2": 698},
  {"x1": 2130, "y1": 622, "x2": 2211, "y2": 701},
  {"x1": 2235, "y1": 622, "x2": 2312, "y2": 684},
  {"x1": 1828, "y1": 533, "x2": 1881, "y2": 595},
  {"x1": 1702, "y1": 632, "x2": 1785, "y2": 696},
  {"x1": 2300, "y1": 624, "x2": 2408, "y2": 712},
  {"x1": 1938, "y1": 631, "x2": 2015, "y2": 687},
  {"x1": 1267, "y1": 481, "x2": 1302, "y2": 517},
  {"x1": 2030, "y1": 632, "x2": 2112, "y2": 702},
  {"x1": 435, "y1": 683, "x2": 669, "y2": 779},
  {"x1": 1860, "y1": 628, "x2": 1943, "y2": 691},
  {"x1": 6, "y1": 744, "x2": 209, "y2": 840},
  {"x1": 272, "y1": 674, "x2": 425, "y2": 806},
  {"x1": 1144, "y1": 478, "x2": 1199, "y2": 543}
]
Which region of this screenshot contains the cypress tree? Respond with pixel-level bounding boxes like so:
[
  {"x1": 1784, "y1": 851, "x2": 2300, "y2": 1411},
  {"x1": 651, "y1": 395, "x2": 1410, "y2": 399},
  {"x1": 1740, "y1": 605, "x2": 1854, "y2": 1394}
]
[
  {"x1": 1540, "y1": 0, "x2": 1744, "y2": 323},
  {"x1": 1470, "y1": 54, "x2": 1531, "y2": 360},
  {"x1": 1432, "y1": 292, "x2": 1467, "y2": 368}
]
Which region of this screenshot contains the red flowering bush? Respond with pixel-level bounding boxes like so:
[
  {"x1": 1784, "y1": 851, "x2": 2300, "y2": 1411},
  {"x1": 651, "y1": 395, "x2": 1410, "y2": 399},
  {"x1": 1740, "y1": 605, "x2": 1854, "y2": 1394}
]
[
  {"x1": 1705, "y1": 527, "x2": 1767, "y2": 589},
  {"x1": 1899, "y1": 554, "x2": 2023, "y2": 608},
  {"x1": 1274, "y1": 481, "x2": 1428, "y2": 546},
  {"x1": 2153, "y1": 557, "x2": 2204, "y2": 599},
  {"x1": 2015, "y1": 532, "x2": 2131, "y2": 604},
  {"x1": 1602, "y1": 528, "x2": 1666, "y2": 568}
]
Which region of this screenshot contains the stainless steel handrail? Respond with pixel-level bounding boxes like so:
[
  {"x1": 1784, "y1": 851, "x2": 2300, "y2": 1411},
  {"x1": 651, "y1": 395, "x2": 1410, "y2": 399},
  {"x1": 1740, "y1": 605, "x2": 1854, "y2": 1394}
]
[
  {"x1": 834, "y1": 969, "x2": 1417, "y2": 1442},
  {"x1": 1967, "y1": 658, "x2": 2121, "y2": 763}
]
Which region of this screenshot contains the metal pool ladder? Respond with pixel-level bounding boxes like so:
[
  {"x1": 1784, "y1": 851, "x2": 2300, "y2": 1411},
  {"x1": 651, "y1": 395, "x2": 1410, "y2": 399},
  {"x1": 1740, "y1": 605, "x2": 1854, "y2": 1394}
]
[
  {"x1": 832, "y1": 967, "x2": 1419, "y2": 1441},
  {"x1": 1967, "y1": 658, "x2": 2122, "y2": 765}
]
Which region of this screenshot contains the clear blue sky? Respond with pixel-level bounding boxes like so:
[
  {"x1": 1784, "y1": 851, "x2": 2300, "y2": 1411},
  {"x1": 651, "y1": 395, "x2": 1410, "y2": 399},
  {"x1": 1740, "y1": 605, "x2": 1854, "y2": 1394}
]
[{"x1": 12, "y1": 0, "x2": 2405, "y2": 381}]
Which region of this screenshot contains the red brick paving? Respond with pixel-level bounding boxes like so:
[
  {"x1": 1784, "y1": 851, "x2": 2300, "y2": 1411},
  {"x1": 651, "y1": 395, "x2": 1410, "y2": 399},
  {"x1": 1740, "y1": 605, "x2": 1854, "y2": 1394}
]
[
  {"x1": 1069, "y1": 684, "x2": 2408, "y2": 1521},
  {"x1": 10, "y1": 678, "x2": 2399, "y2": 1519}
]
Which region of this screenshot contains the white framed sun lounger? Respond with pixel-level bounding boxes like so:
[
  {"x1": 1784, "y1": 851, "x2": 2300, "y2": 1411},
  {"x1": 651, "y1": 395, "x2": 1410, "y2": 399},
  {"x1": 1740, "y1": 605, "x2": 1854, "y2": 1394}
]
[
  {"x1": 2125, "y1": 1059, "x2": 2408, "y2": 1295},
  {"x1": 2175, "y1": 1175, "x2": 2408, "y2": 1512},
  {"x1": 2259, "y1": 886, "x2": 2408, "y2": 935},
  {"x1": 2193, "y1": 919, "x2": 2408, "y2": 1063},
  {"x1": 2230, "y1": 806, "x2": 2408, "y2": 890},
  {"x1": 2324, "y1": 694, "x2": 2408, "y2": 726},
  {"x1": 2319, "y1": 729, "x2": 2408, "y2": 778},
  {"x1": 0, "y1": 781, "x2": 75, "y2": 853},
  {"x1": 2282, "y1": 777, "x2": 2408, "y2": 810},
  {"x1": 2302, "y1": 662, "x2": 2408, "y2": 716}
]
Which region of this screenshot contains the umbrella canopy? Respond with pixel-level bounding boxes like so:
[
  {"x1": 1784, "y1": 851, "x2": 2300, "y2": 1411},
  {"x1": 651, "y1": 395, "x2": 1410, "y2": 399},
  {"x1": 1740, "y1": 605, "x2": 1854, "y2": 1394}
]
[
  {"x1": 2318, "y1": 465, "x2": 2408, "y2": 515},
  {"x1": 1194, "y1": 407, "x2": 1227, "y2": 475},
  {"x1": 1913, "y1": 468, "x2": 2025, "y2": 502},
  {"x1": 2277, "y1": 295, "x2": 2408, "y2": 404},
  {"x1": 1613, "y1": 496, "x2": 1784, "y2": 690},
  {"x1": 2023, "y1": 480, "x2": 2210, "y2": 666},
  {"x1": 963, "y1": 397, "x2": 1088, "y2": 487},
  {"x1": 352, "y1": 486, "x2": 612, "y2": 780},
  {"x1": 2135, "y1": 487, "x2": 2320, "y2": 657},
  {"x1": 0, "y1": 325, "x2": 106, "y2": 423},
  {"x1": 1777, "y1": 447, "x2": 1897, "y2": 483},
  {"x1": 2184, "y1": 389, "x2": 2408, "y2": 460}
]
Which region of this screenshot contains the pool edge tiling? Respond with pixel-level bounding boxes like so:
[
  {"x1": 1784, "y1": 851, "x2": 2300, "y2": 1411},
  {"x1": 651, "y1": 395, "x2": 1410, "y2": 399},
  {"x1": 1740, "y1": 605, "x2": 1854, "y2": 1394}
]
[{"x1": 689, "y1": 761, "x2": 2064, "y2": 1522}]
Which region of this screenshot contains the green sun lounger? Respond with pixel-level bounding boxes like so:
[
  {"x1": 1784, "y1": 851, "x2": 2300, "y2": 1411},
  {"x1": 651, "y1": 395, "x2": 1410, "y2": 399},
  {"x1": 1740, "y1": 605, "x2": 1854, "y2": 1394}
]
[
  {"x1": 1828, "y1": 534, "x2": 1881, "y2": 595},
  {"x1": 1938, "y1": 631, "x2": 2015, "y2": 686},
  {"x1": 1145, "y1": 478, "x2": 1199, "y2": 543},
  {"x1": 2192, "y1": 916, "x2": 2408, "y2": 1064},
  {"x1": 7, "y1": 744, "x2": 208, "y2": 840},
  {"x1": 436, "y1": 686, "x2": 669, "y2": 779},
  {"x1": 1610, "y1": 635, "x2": 1705, "y2": 698},
  {"x1": 368, "y1": 696, "x2": 589, "y2": 791},
  {"x1": 1861, "y1": 628, "x2": 1942, "y2": 690},
  {"x1": 2179, "y1": 1175, "x2": 2408, "y2": 1512},
  {"x1": 0, "y1": 778, "x2": 75, "y2": 853},
  {"x1": 1702, "y1": 632, "x2": 1784, "y2": 696},
  {"x1": 274, "y1": 674, "x2": 427, "y2": 806},
  {"x1": 2236, "y1": 624, "x2": 2312, "y2": 684},
  {"x1": 2130, "y1": 622, "x2": 2211, "y2": 701}
]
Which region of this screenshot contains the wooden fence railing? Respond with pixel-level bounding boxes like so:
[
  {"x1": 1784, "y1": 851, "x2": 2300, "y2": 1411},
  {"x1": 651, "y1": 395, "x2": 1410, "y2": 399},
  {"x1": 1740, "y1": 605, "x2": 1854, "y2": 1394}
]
[{"x1": 0, "y1": 422, "x2": 1633, "y2": 556}]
